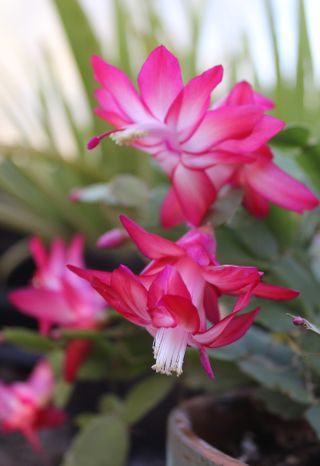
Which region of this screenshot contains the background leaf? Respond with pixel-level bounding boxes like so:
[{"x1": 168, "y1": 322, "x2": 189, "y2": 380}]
[{"x1": 62, "y1": 414, "x2": 129, "y2": 466}]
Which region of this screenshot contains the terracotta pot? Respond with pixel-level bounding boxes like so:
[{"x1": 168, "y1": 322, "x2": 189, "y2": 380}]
[{"x1": 166, "y1": 395, "x2": 249, "y2": 466}]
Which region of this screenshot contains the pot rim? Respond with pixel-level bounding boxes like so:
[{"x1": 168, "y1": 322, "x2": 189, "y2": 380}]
[{"x1": 167, "y1": 395, "x2": 249, "y2": 466}]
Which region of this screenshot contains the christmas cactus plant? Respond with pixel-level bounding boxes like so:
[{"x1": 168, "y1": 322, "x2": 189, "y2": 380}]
[{"x1": 2, "y1": 39, "x2": 320, "y2": 466}]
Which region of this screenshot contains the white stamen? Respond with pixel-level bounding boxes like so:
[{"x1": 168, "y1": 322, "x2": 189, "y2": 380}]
[
  {"x1": 152, "y1": 327, "x2": 188, "y2": 376},
  {"x1": 110, "y1": 128, "x2": 148, "y2": 145}
]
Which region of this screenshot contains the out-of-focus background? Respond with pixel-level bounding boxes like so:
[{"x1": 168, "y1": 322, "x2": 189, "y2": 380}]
[
  {"x1": 0, "y1": 0, "x2": 319, "y2": 269},
  {"x1": 0, "y1": 3, "x2": 320, "y2": 465}
]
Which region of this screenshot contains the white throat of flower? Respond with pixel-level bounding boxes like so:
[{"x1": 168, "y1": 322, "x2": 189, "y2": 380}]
[
  {"x1": 110, "y1": 128, "x2": 148, "y2": 145},
  {"x1": 152, "y1": 327, "x2": 189, "y2": 376}
]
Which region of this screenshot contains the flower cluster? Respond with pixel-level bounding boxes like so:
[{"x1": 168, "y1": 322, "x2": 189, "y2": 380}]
[
  {"x1": 0, "y1": 361, "x2": 64, "y2": 450},
  {"x1": 5, "y1": 45, "x2": 319, "y2": 449},
  {"x1": 10, "y1": 236, "x2": 106, "y2": 382},
  {"x1": 88, "y1": 45, "x2": 318, "y2": 226},
  {"x1": 70, "y1": 215, "x2": 298, "y2": 378}
]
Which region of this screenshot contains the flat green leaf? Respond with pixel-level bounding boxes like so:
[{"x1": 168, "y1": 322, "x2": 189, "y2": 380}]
[
  {"x1": 305, "y1": 405, "x2": 320, "y2": 439},
  {"x1": 62, "y1": 415, "x2": 129, "y2": 466},
  {"x1": 213, "y1": 327, "x2": 293, "y2": 365},
  {"x1": 99, "y1": 394, "x2": 124, "y2": 417},
  {"x1": 184, "y1": 352, "x2": 250, "y2": 392},
  {"x1": 255, "y1": 302, "x2": 295, "y2": 332},
  {"x1": 272, "y1": 256, "x2": 320, "y2": 313},
  {"x1": 239, "y1": 357, "x2": 310, "y2": 404},
  {"x1": 3, "y1": 328, "x2": 55, "y2": 353},
  {"x1": 300, "y1": 331, "x2": 320, "y2": 375},
  {"x1": 124, "y1": 375, "x2": 174, "y2": 424},
  {"x1": 231, "y1": 212, "x2": 278, "y2": 260},
  {"x1": 61, "y1": 329, "x2": 104, "y2": 341},
  {"x1": 53, "y1": 380, "x2": 72, "y2": 408},
  {"x1": 297, "y1": 143, "x2": 320, "y2": 191},
  {"x1": 207, "y1": 187, "x2": 243, "y2": 227},
  {"x1": 265, "y1": 205, "x2": 297, "y2": 251},
  {"x1": 256, "y1": 388, "x2": 305, "y2": 420},
  {"x1": 271, "y1": 125, "x2": 310, "y2": 147}
]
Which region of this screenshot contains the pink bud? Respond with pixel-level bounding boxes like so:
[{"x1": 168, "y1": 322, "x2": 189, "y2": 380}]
[
  {"x1": 96, "y1": 228, "x2": 129, "y2": 249},
  {"x1": 292, "y1": 316, "x2": 305, "y2": 326},
  {"x1": 87, "y1": 136, "x2": 101, "y2": 150},
  {"x1": 69, "y1": 189, "x2": 80, "y2": 202}
]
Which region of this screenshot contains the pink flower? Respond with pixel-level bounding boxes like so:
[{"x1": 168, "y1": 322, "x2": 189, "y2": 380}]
[
  {"x1": 73, "y1": 263, "x2": 258, "y2": 378},
  {"x1": 96, "y1": 227, "x2": 129, "y2": 248},
  {"x1": 10, "y1": 237, "x2": 106, "y2": 382},
  {"x1": 69, "y1": 216, "x2": 299, "y2": 377},
  {"x1": 206, "y1": 82, "x2": 319, "y2": 217},
  {"x1": 88, "y1": 45, "x2": 283, "y2": 226},
  {"x1": 0, "y1": 360, "x2": 65, "y2": 450}
]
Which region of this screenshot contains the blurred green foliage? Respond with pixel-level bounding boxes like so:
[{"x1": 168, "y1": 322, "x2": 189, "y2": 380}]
[
  {"x1": 0, "y1": 0, "x2": 319, "y2": 246},
  {"x1": 1, "y1": 1, "x2": 320, "y2": 462}
]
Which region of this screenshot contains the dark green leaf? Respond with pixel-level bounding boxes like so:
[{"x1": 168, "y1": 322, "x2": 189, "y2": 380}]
[
  {"x1": 61, "y1": 329, "x2": 104, "y2": 341},
  {"x1": 305, "y1": 405, "x2": 320, "y2": 439},
  {"x1": 256, "y1": 387, "x2": 305, "y2": 419},
  {"x1": 231, "y1": 212, "x2": 278, "y2": 260},
  {"x1": 207, "y1": 187, "x2": 243, "y2": 227},
  {"x1": 62, "y1": 415, "x2": 129, "y2": 466},
  {"x1": 124, "y1": 375, "x2": 174, "y2": 424},
  {"x1": 271, "y1": 126, "x2": 310, "y2": 147},
  {"x1": 99, "y1": 394, "x2": 124, "y2": 417},
  {"x1": 3, "y1": 328, "x2": 55, "y2": 353},
  {"x1": 239, "y1": 358, "x2": 310, "y2": 404}
]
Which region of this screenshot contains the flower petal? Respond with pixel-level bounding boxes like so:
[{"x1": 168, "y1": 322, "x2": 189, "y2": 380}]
[
  {"x1": 199, "y1": 348, "x2": 215, "y2": 379},
  {"x1": 9, "y1": 288, "x2": 76, "y2": 326},
  {"x1": 253, "y1": 283, "x2": 299, "y2": 300},
  {"x1": 243, "y1": 183, "x2": 270, "y2": 217},
  {"x1": 28, "y1": 361, "x2": 54, "y2": 402},
  {"x1": 220, "y1": 115, "x2": 285, "y2": 153},
  {"x1": 203, "y1": 265, "x2": 261, "y2": 293},
  {"x1": 92, "y1": 266, "x2": 150, "y2": 325},
  {"x1": 47, "y1": 238, "x2": 65, "y2": 277},
  {"x1": 138, "y1": 45, "x2": 183, "y2": 120},
  {"x1": 182, "y1": 105, "x2": 263, "y2": 153},
  {"x1": 160, "y1": 187, "x2": 186, "y2": 228},
  {"x1": 172, "y1": 164, "x2": 216, "y2": 226},
  {"x1": 245, "y1": 158, "x2": 319, "y2": 213},
  {"x1": 37, "y1": 407, "x2": 65, "y2": 429},
  {"x1": 67, "y1": 265, "x2": 111, "y2": 285},
  {"x1": 177, "y1": 226, "x2": 217, "y2": 266},
  {"x1": 29, "y1": 237, "x2": 47, "y2": 269},
  {"x1": 94, "y1": 88, "x2": 132, "y2": 126},
  {"x1": 204, "y1": 308, "x2": 259, "y2": 348},
  {"x1": 92, "y1": 55, "x2": 152, "y2": 122},
  {"x1": 161, "y1": 294, "x2": 200, "y2": 332},
  {"x1": 182, "y1": 151, "x2": 254, "y2": 170},
  {"x1": 203, "y1": 283, "x2": 220, "y2": 324},
  {"x1": 225, "y1": 81, "x2": 274, "y2": 109},
  {"x1": 194, "y1": 308, "x2": 259, "y2": 346},
  {"x1": 166, "y1": 65, "x2": 223, "y2": 140},
  {"x1": 148, "y1": 266, "x2": 191, "y2": 310},
  {"x1": 64, "y1": 340, "x2": 92, "y2": 383},
  {"x1": 67, "y1": 235, "x2": 85, "y2": 268},
  {"x1": 120, "y1": 215, "x2": 184, "y2": 259}
]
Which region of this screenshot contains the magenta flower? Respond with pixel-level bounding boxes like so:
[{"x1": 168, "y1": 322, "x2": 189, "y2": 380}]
[
  {"x1": 10, "y1": 237, "x2": 106, "y2": 382},
  {"x1": 206, "y1": 82, "x2": 319, "y2": 217},
  {"x1": 88, "y1": 45, "x2": 283, "y2": 226},
  {"x1": 70, "y1": 216, "x2": 298, "y2": 377},
  {"x1": 96, "y1": 227, "x2": 129, "y2": 249},
  {"x1": 0, "y1": 361, "x2": 65, "y2": 450}
]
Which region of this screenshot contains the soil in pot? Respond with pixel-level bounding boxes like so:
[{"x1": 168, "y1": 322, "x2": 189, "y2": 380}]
[{"x1": 185, "y1": 394, "x2": 320, "y2": 466}]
